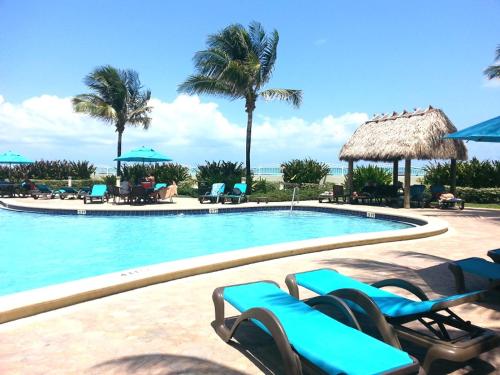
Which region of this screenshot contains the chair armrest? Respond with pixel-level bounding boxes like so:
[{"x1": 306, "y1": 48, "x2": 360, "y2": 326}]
[{"x1": 371, "y1": 279, "x2": 429, "y2": 301}]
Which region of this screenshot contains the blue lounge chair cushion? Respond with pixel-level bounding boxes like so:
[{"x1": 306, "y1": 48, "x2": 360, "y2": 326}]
[
  {"x1": 453, "y1": 257, "x2": 500, "y2": 280},
  {"x1": 295, "y1": 269, "x2": 482, "y2": 318},
  {"x1": 154, "y1": 183, "x2": 167, "y2": 190},
  {"x1": 224, "y1": 282, "x2": 414, "y2": 375},
  {"x1": 210, "y1": 183, "x2": 225, "y2": 196},
  {"x1": 89, "y1": 184, "x2": 107, "y2": 197}
]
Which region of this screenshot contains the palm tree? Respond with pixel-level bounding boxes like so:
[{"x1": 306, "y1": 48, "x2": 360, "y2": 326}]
[
  {"x1": 178, "y1": 22, "x2": 302, "y2": 192},
  {"x1": 484, "y1": 44, "x2": 500, "y2": 80},
  {"x1": 72, "y1": 65, "x2": 152, "y2": 175}
]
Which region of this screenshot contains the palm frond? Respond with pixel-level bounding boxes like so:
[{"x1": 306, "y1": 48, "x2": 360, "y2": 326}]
[
  {"x1": 194, "y1": 49, "x2": 230, "y2": 77},
  {"x1": 484, "y1": 44, "x2": 500, "y2": 80},
  {"x1": 72, "y1": 95, "x2": 117, "y2": 121},
  {"x1": 248, "y1": 21, "x2": 267, "y2": 59},
  {"x1": 260, "y1": 88, "x2": 303, "y2": 108},
  {"x1": 260, "y1": 30, "x2": 279, "y2": 85},
  {"x1": 178, "y1": 75, "x2": 242, "y2": 100}
]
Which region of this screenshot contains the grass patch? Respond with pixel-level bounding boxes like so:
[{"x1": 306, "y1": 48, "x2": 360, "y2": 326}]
[{"x1": 466, "y1": 203, "x2": 500, "y2": 209}]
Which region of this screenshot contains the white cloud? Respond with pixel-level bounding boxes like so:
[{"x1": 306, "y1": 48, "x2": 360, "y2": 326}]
[{"x1": 0, "y1": 94, "x2": 367, "y2": 167}]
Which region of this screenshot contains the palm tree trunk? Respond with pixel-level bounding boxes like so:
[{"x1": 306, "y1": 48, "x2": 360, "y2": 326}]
[
  {"x1": 117, "y1": 131, "x2": 123, "y2": 176},
  {"x1": 245, "y1": 106, "x2": 253, "y2": 194}
]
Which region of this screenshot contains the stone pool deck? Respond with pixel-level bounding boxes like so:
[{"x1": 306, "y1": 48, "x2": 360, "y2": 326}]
[{"x1": 0, "y1": 197, "x2": 498, "y2": 374}]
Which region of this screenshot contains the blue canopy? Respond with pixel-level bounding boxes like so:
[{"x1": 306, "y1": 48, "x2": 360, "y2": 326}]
[
  {"x1": 0, "y1": 151, "x2": 34, "y2": 165},
  {"x1": 114, "y1": 146, "x2": 172, "y2": 163},
  {"x1": 445, "y1": 116, "x2": 500, "y2": 142}
]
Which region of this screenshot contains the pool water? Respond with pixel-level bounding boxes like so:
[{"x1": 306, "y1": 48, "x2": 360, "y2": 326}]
[{"x1": 0, "y1": 208, "x2": 412, "y2": 296}]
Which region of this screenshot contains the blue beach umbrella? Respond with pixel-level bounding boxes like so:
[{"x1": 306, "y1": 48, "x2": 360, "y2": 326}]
[
  {"x1": 0, "y1": 151, "x2": 34, "y2": 179},
  {"x1": 114, "y1": 146, "x2": 172, "y2": 163},
  {"x1": 445, "y1": 116, "x2": 500, "y2": 142},
  {"x1": 0, "y1": 150, "x2": 34, "y2": 164}
]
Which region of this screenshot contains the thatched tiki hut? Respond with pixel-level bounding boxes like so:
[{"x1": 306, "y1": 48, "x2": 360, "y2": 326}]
[{"x1": 339, "y1": 106, "x2": 467, "y2": 208}]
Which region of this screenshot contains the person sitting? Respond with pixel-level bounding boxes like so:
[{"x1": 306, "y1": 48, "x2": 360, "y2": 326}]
[
  {"x1": 21, "y1": 177, "x2": 36, "y2": 191},
  {"x1": 141, "y1": 174, "x2": 155, "y2": 190},
  {"x1": 158, "y1": 181, "x2": 177, "y2": 201}
]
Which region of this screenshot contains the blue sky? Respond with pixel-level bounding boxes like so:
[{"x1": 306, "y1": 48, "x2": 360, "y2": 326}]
[{"x1": 0, "y1": 0, "x2": 499, "y2": 167}]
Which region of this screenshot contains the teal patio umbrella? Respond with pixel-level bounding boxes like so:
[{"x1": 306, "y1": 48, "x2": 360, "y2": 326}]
[
  {"x1": 445, "y1": 115, "x2": 500, "y2": 142},
  {"x1": 0, "y1": 151, "x2": 34, "y2": 164},
  {"x1": 114, "y1": 146, "x2": 172, "y2": 163},
  {"x1": 0, "y1": 151, "x2": 34, "y2": 179}
]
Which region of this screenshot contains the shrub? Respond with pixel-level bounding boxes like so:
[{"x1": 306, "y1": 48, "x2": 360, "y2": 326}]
[
  {"x1": 455, "y1": 187, "x2": 500, "y2": 203},
  {"x1": 347, "y1": 165, "x2": 392, "y2": 191},
  {"x1": 196, "y1": 161, "x2": 244, "y2": 194},
  {"x1": 121, "y1": 163, "x2": 190, "y2": 184},
  {"x1": 248, "y1": 185, "x2": 323, "y2": 202},
  {"x1": 252, "y1": 178, "x2": 279, "y2": 193},
  {"x1": 281, "y1": 158, "x2": 330, "y2": 184},
  {"x1": 0, "y1": 160, "x2": 96, "y2": 180},
  {"x1": 423, "y1": 158, "x2": 500, "y2": 188}
]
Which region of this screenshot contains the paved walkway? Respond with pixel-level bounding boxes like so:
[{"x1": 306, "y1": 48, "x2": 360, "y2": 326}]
[{"x1": 0, "y1": 201, "x2": 498, "y2": 374}]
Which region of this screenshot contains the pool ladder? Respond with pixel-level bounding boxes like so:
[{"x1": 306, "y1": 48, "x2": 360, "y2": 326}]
[{"x1": 290, "y1": 187, "x2": 299, "y2": 211}]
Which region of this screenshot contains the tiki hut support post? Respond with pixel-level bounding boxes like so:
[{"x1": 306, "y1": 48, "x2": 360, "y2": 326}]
[
  {"x1": 404, "y1": 159, "x2": 411, "y2": 209},
  {"x1": 450, "y1": 158, "x2": 457, "y2": 195},
  {"x1": 347, "y1": 159, "x2": 354, "y2": 202},
  {"x1": 392, "y1": 160, "x2": 399, "y2": 187}
]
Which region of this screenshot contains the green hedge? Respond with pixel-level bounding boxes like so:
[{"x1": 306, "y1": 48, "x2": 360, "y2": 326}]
[
  {"x1": 248, "y1": 186, "x2": 323, "y2": 202},
  {"x1": 456, "y1": 187, "x2": 500, "y2": 203},
  {"x1": 0, "y1": 160, "x2": 96, "y2": 180},
  {"x1": 423, "y1": 158, "x2": 500, "y2": 188}
]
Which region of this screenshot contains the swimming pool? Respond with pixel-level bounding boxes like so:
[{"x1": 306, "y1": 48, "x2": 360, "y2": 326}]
[{"x1": 0, "y1": 208, "x2": 412, "y2": 296}]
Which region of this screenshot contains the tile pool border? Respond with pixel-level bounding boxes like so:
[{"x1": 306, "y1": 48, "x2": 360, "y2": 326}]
[{"x1": 0, "y1": 201, "x2": 446, "y2": 324}]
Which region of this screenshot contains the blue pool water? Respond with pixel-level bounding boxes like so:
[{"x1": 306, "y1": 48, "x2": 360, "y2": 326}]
[{"x1": 0, "y1": 208, "x2": 412, "y2": 296}]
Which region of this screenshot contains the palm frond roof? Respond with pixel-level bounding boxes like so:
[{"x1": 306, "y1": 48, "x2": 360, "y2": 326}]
[{"x1": 339, "y1": 106, "x2": 467, "y2": 161}]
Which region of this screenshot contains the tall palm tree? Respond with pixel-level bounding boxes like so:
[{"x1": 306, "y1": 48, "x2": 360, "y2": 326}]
[
  {"x1": 484, "y1": 44, "x2": 500, "y2": 80},
  {"x1": 72, "y1": 65, "x2": 152, "y2": 175},
  {"x1": 178, "y1": 22, "x2": 302, "y2": 192}
]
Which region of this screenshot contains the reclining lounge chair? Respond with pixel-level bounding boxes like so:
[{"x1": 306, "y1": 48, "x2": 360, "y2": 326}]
[
  {"x1": 221, "y1": 183, "x2": 247, "y2": 204},
  {"x1": 31, "y1": 184, "x2": 55, "y2": 199},
  {"x1": 285, "y1": 268, "x2": 499, "y2": 373},
  {"x1": 213, "y1": 280, "x2": 419, "y2": 375},
  {"x1": 199, "y1": 183, "x2": 225, "y2": 204},
  {"x1": 83, "y1": 184, "x2": 107, "y2": 204},
  {"x1": 56, "y1": 187, "x2": 79, "y2": 199},
  {"x1": 449, "y1": 256, "x2": 500, "y2": 293}
]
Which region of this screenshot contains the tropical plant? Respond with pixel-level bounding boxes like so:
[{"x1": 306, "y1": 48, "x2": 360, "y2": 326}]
[
  {"x1": 72, "y1": 65, "x2": 152, "y2": 175},
  {"x1": 178, "y1": 22, "x2": 302, "y2": 192},
  {"x1": 196, "y1": 160, "x2": 244, "y2": 194},
  {"x1": 423, "y1": 158, "x2": 500, "y2": 188},
  {"x1": 121, "y1": 163, "x2": 190, "y2": 185},
  {"x1": 281, "y1": 158, "x2": 330, "y2": 184},
  {"x1": 484, "y1": 44, "x2": 500, "y2": 80},
  {"x1": 252, "y1": 177, "x2": 279, "y2": 193},
  {"x1": 348, "y1": 165, "x2": 392, "y2": 191},
  {"x1": 0, "y1": 160, "x2": 96, "y2": 180}
]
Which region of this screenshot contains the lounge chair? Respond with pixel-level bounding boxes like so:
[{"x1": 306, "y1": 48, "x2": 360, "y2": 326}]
[
  {"x1": 199, "y1": 182, "x2": 225, "y2": 204},
  {"x1": 77, "y1": 187, "x2": 91, "y2": 199},
  {"x1": 430, "y1": 184, "x2": 465, "y2": 210},
  {"x1": 221, "y1": 183, "x2": 247, "y2": 204},
  {"x1": 409, "y1": 184, "x2": 426, "y2": 208},
  {"x1": 31, "y1": 184, "x2": 55, "y2": 199},
  {"x1": 213, "y1": 280, "x2": 419, "y2": 375},
  {"x1": 488, "y1": 249, "x2": 500, "y2": 263},
  {"x1": 285, "y1": 268, "x2": 499, "y2": 373},
  {"x1": 56, "y1": 187, "x2": 79, "y2": 199},
  {"x1": 83, "y1": 184, "x2": 107, "y2": 204},
  {"x1": 449, "y1": 257, "x2": 500, "y2": 293}
]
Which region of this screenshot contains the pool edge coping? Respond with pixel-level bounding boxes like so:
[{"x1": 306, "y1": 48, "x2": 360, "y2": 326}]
[{"x1": 0, "y1": 202, "x2": 447, "y2": 324}]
